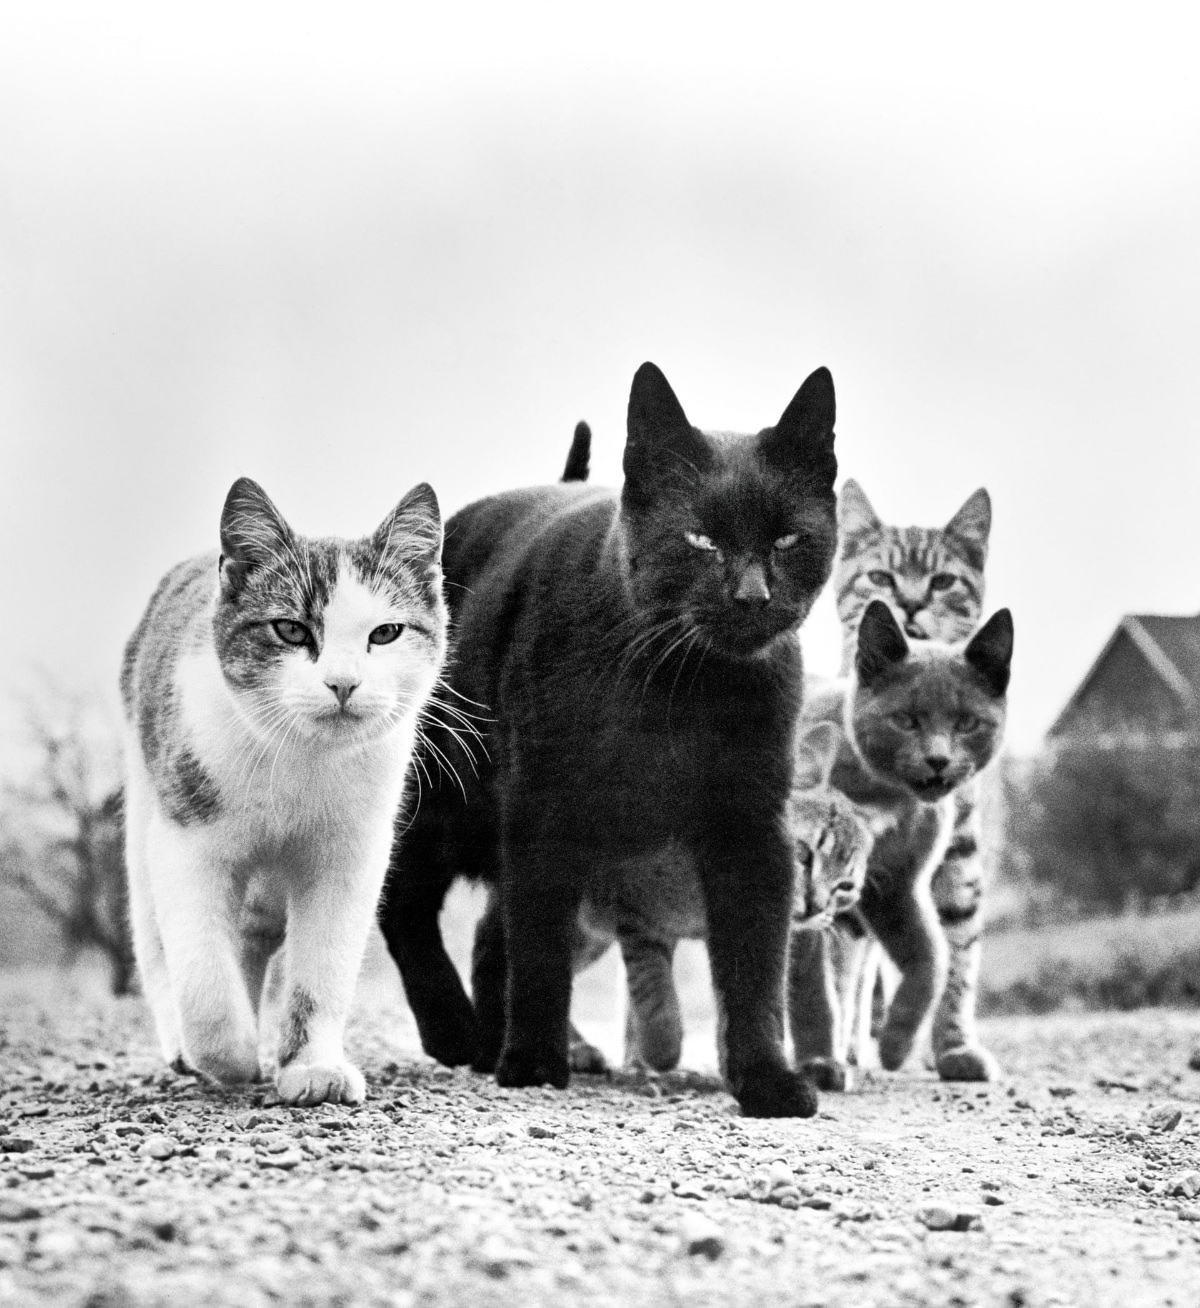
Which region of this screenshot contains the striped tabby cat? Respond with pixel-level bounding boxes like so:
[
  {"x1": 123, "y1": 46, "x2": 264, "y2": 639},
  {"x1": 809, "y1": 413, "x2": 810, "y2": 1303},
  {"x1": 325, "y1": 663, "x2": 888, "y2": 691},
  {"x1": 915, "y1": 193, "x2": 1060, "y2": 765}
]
[
  {"x1": 834, "y1": 479, "x2": 997, "y2": 1081},
  {"x1": 121, "y1": 478, "x2": 446, "y2": 1105},
  {"x1": 792, "y1": 600, "x2": 1013, "y2": 1086}
]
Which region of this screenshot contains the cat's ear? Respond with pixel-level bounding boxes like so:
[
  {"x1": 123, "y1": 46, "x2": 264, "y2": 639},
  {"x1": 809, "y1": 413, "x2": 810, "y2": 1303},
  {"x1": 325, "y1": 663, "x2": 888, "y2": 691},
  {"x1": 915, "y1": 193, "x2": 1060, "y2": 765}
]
[
  {"x1": 760, "y1": 366, "x2": 837, "y2": 490},
  {"x1": 219, "y1": 478, "x2": 295, "y2": 584},
  {"x1": 965, "y1": 608, "x2": 1013, "y2": 697},
  {"x1": 856, "y1": 599, "x2": 909, "y2": 687},
  {"x1": 795, "y1": 722, "x2": 841, "y2": 788},
  {"x1": 622, "y1": 362, "x2": 711, "y2": 507},
  {"x1": 944, "y1": 488, "x2": 991, "y2": 567},
  {"x1": 374, "y1": 482, "x2": 443, "y2": 569},
  {"x1": 838, "y1": 479, "x2": 881, "y2": 537}
]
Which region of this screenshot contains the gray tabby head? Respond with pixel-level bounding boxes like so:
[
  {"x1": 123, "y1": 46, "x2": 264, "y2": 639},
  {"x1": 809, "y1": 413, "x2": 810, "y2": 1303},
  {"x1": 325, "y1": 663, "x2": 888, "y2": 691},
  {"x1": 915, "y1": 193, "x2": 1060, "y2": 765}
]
[
  {"x1": 834, "y1": 480, "x2": 990, "y2": 669},
  {"x1": 215, "y1": 478, "x2": 446, "y2": 747},
  {"x1": 789, "y1": 723, "x2": 873, "y2": 929},
  {"x1": 849, "y1": 600, "x2": 1012, "y2": 801}
]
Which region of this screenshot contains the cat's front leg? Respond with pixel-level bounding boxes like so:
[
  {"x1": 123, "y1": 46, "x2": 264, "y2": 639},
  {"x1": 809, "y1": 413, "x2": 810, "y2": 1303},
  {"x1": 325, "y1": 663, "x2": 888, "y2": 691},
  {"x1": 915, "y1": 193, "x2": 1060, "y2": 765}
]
[
  {"x1": 698, "y1": 834, "x2": 819, "y2": 1118},
  {"x1": 275, "y1": 830, "x2": 390, "y2": 1107},
  {"x1": 469, "y1": 891, "x2": 507, "y2": 1074},
  {"x1": 861, "y1": 882, "x2": 948, "y2": 1072},
  {"x1": 929, "y1": 788, "x2": 999, "y2": 1081},
  {"x1": 787, "y1": 928, "x2": 850, "y2": 1091},
  {"x1": 494, "y1": 815, "x2": 585, "y2": 1090},
  {"x1": 147, "y1": 818, "x2": 260, "y2": 1085}
]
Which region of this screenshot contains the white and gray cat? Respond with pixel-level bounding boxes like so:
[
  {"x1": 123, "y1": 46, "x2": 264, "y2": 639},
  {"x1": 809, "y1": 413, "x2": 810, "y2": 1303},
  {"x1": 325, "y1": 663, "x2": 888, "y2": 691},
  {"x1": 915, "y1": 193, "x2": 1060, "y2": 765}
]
[
  {"x1": 121, "y1": 477, "x2": 446, "y2": 1105},
  {"x1": 834, "y1": 479, "x2": 998, "y2": 1080},
  {"x1": 790, "y1": 599, "x2": 1013, "y2": 1087}
]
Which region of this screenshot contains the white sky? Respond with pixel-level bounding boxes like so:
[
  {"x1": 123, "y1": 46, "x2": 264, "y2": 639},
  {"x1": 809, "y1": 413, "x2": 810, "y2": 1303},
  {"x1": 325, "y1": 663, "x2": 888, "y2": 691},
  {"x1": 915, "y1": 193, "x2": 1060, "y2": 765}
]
[{"x1": 2, "y1": 1, "x2": 1198, "y2": 754}]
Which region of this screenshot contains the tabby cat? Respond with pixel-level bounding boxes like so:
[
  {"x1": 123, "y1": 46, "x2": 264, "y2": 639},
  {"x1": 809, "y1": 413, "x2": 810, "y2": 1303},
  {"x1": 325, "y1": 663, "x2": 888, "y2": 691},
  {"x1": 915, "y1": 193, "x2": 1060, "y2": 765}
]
[
  {"x1": 790, "y1": 599, "x2": 1013, "y2": 1087},
  {"x1": 121, "y1": 478, "x2": 446, "y2": 1105},
  {"x1": 377, "y1": 361, "x2": 839, "y2": 1117},
  {"x1": 834, "y1": 479, "x2": 998, "y2": 1080},
  {"x1": 554, "y1": 721, "x2": 875, "y2": 1075}
]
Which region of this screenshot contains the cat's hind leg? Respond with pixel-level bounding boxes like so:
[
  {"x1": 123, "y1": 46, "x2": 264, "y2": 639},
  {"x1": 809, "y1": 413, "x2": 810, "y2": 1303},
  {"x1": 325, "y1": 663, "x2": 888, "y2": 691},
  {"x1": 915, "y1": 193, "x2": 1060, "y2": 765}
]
[
  {"x1": 146, "y1": 816, "x2": 260, "y2": 1086},
  {"x1": 470, "y1": 891, "x2": 507, "y2": 1074},
  {"x1": 378, "y1": 809, "x2": 478, "y2": 1067}
]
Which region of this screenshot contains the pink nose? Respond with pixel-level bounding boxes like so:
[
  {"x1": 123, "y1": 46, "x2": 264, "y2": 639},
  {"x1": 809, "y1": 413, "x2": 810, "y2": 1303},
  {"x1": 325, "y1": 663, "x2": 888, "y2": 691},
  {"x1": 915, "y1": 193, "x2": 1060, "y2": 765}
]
[{"x1": 326, "y1": 680, "x2": 358, "y2": 708}]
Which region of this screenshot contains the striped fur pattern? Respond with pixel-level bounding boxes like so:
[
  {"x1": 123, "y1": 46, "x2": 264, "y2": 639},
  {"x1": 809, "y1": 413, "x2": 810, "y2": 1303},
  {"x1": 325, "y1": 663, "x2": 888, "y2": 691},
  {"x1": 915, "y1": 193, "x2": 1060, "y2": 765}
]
[
  {"x1": 833, "y1": 480, "x2": 999, "y2": 1082},
  {"x1": 562, "y1": 724, "x2": 874, "y2": 1075},
  {"x1": 121, "y1": 477, "x2": 446, "y2": 1106},
  {"x1": 791, "y1": 601, "x2": 1012, "y2": 1084}
]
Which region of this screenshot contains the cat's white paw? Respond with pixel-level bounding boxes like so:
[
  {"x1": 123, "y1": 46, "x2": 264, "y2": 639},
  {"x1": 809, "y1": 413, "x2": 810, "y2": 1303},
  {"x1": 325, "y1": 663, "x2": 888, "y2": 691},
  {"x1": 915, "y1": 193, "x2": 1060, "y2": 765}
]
[{"x1": 276, "y1": 1061, "x2": 366, "y2": 1106}]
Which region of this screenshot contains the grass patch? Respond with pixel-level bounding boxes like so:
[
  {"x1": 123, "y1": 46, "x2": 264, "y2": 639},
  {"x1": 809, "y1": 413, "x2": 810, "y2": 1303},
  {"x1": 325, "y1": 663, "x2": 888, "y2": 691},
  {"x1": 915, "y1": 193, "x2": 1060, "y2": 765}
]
[{"x1": 980, "y1": 904, "x2": 1200, "y2": 1015}]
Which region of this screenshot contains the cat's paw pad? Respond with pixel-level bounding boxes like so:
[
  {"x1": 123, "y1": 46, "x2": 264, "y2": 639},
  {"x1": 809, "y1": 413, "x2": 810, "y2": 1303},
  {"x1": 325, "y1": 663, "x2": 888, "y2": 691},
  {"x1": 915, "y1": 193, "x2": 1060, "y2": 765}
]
[
  {"x1": 495, "y1": 1044, "x2": 570, "y2": 1090},
  {"x1": 936, "y1": 1044, "x2": 1000, "y2": 1082},
  {"x1": 276, "y1": 1062, "x2": 366, "y2": 1106},
  {"x1": 569, "y1": 1037, "x2": 609, "y2": 1075},
  {"x1": 799, "y1": 1057, "x2": 852, "y2": 1092},
  {"x1": 736, "y1": 1062, "x2": 819, "y2": 1118},
  {"x1": 877, "y1": 1027, "x2": 916, "y2": 1072}
]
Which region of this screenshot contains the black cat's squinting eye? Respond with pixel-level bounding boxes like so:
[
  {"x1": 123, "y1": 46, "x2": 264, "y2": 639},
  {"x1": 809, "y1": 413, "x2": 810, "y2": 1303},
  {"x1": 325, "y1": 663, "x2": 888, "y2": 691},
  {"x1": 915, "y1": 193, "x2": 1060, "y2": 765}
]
[
  {"x1": 369, "y1": 623, "x2": 405, "y2": 646},
  {"x1": 929, "y1": 573, "x2": 957, "y2": 591},
  {"x1": 867, "y1": 570, "x2": 894, "y2": 587},
  {"x1": 684, "y1": 531, "x2": 720, "y2": 553},
  {"x1": 272, "y1": 619, "x2": 312, "y2": 647},
  {"x1": 773, "y1": 533, "x2": 800, "y2": 552}
]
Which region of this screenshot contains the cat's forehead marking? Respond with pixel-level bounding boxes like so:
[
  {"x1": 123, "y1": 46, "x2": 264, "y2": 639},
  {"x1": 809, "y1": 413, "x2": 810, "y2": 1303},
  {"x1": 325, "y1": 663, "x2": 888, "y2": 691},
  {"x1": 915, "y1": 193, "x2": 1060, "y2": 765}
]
[{"x1": 320, "y1": 560, "x2": 393, "y2": 643}]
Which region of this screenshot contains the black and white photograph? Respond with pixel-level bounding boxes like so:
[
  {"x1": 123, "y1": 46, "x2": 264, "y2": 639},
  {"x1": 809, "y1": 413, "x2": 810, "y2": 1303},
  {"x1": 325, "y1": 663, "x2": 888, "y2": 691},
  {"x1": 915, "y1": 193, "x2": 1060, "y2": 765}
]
[{"x1": 2, "y1": 2, "x2": 1199, "y2": 1304}]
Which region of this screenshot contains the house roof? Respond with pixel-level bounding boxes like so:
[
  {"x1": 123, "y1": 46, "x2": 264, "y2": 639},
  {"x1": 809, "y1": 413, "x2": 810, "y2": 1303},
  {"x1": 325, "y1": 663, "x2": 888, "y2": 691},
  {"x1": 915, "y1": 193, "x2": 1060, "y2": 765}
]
[{"x1": 1048, "y1": 613, "x2": 1200, "y2": 738}]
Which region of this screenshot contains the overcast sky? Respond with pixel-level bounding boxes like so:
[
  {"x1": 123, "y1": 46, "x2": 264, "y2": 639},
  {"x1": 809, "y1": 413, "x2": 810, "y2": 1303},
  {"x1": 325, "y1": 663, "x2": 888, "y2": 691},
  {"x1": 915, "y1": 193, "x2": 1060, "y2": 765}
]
[{"x1": 2, "y1": 2, "x2": 1198, "y2": 755}]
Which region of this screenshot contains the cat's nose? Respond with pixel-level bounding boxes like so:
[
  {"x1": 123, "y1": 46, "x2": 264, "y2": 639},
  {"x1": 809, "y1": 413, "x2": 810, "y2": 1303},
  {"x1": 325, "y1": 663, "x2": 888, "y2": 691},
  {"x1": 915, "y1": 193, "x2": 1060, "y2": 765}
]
[
  {"x1": 734, "y1": 562, "x2": 771, "y2": 606},
  {"x1": 925, "y1": 754, "x2": 949, "y2": 774},
  {"x1": 325, "y1": 679, "x2": 359, "y2": 708}
]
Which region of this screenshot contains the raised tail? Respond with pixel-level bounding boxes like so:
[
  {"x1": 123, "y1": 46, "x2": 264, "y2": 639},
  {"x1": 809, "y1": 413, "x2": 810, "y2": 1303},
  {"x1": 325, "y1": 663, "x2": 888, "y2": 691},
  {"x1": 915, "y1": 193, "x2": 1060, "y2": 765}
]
[{"x1": 561, "y1": 421, "x2": 591, "y2": 482}]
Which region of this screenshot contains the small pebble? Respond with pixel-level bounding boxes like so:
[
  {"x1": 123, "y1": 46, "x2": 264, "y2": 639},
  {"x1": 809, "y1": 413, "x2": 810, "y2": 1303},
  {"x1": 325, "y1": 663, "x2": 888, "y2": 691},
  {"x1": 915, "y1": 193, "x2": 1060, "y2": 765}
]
[
  {"x1": 1145, "y1": 1106, "x2": 1183, "y2": 1134},
  {"x1": 0, "y1": 1199, "x2": 41, "y2": 1222},
  {"x1": 680, "y1": 1212, "x2": 725, "y2": 1259},
  {"x1": 139, "y1": 1134, "x2": 177, "y2": 1160}
]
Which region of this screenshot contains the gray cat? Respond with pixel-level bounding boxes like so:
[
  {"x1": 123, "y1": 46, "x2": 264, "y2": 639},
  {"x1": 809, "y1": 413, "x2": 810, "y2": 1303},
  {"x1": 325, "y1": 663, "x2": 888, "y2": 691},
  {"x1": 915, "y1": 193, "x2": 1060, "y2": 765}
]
[{"x1": 789, "y1": 599, "x2": 1012, "y2": 1087}]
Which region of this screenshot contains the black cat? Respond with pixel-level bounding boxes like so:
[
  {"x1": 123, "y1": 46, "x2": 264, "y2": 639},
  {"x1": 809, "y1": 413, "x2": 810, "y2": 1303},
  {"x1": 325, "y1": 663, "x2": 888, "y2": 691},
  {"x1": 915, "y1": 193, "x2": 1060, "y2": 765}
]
[{"x1": 377, "y1": 361, "x2": 839, "y2": 1116}]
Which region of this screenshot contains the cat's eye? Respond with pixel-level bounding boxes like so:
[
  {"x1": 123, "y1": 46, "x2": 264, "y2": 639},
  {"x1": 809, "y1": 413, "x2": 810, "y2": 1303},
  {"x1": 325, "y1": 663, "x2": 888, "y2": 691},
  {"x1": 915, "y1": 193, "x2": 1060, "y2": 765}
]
[
  {"x1": 369, "y1": 623, "x2": 405, "y2": 646},
  {"x1": 774, "y1": 533, "x2": 800, "y2": 552},
  {"x1": 272, "y1": 619, "x2": 311, "y2": 647},
  {"x1": 889, "y1": 711, "x2": 920, "y2": 731},
  {"x1": 929, "y1": 572, "x2": 957, "y2": 591},
  {"x1": 685, "y1": 531, "x2": 719, "y2": 553},
  {"x1": 956, "y1": 712, "x2": 981, "y2": 732},
  {"x1": 867, "y1": 570, "x2": 894, "y2": 587}
]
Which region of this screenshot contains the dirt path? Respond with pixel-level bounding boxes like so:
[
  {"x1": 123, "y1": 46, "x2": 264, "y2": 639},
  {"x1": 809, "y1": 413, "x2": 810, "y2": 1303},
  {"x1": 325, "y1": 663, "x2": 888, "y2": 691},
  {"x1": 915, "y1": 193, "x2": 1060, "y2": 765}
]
[{"x1": 2, "y1": 958, "x2": 1200, "y2": 1308}]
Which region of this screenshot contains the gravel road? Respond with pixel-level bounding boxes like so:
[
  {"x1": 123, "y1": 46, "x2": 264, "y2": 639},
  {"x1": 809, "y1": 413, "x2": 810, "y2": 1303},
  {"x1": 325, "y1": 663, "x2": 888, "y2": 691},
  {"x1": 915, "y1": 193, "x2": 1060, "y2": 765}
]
[{"x1": 2, "y1": 942, "x2": 1200, "y2": 1308}]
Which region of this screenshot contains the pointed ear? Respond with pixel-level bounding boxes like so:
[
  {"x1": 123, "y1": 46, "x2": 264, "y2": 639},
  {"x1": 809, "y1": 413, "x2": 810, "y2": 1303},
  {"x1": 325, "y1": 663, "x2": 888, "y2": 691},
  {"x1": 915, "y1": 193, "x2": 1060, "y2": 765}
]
[
  {"x1": 838, "y1": 479, "x2": 881, "y2": 538},
  {"x1": 219, "y1": 477, "x2": 294, "y2": 573},
  {"x1": 622, "y1": 362, "x2": 710, "y2": 507},
  {"x1": 856, "y1": 599, "x2": 909, "y2": 687},
  {"x1": 944, "y1": 488, "x2": 991, "y2": 568},
  {"x1": 374, "y1": 482, "x2": 443, "y2": 569},
  {"x1": 795, "y1": 721, "x2": 841, "y2": 788},
  {"x1": 965, "y1": 608, "x2": 1013, "y2": 697},
  {"x1": 759, "y1": 366, "x2": 837, "y2": 492}
]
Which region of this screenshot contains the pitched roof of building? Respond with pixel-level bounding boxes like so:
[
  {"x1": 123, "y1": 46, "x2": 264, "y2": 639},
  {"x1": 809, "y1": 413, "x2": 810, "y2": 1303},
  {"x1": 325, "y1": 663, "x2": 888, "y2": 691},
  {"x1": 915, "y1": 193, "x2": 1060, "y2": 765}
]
[{"x1": 1048, "y1": 613, "x2": 1200, "y2": 737}]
